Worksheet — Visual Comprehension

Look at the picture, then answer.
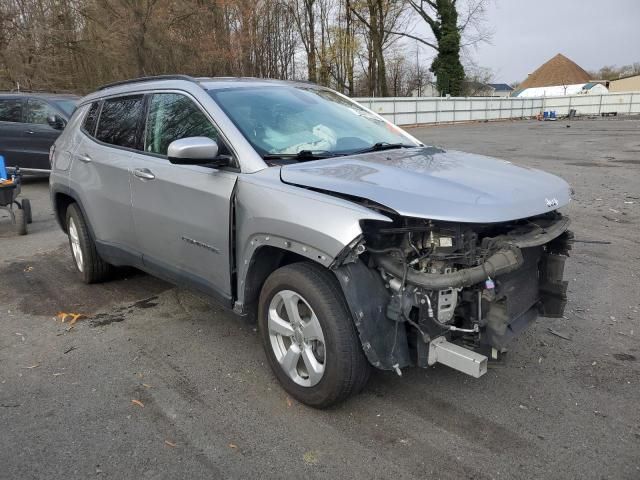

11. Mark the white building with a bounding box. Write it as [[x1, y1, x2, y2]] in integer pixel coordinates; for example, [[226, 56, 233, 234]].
[[410, 82, 439, 97], [515, 82, 608, 98]]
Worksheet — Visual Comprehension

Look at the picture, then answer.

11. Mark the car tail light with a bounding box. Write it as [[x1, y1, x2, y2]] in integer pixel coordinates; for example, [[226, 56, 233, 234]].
[[49, 144, 55, 167]]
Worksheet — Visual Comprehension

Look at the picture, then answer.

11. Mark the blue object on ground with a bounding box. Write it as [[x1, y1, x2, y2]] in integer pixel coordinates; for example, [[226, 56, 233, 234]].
[[0, 155, 7, 180]]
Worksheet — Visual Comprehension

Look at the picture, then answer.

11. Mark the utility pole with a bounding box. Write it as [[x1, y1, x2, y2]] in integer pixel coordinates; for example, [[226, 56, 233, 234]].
[[415, 40, 421, 96]]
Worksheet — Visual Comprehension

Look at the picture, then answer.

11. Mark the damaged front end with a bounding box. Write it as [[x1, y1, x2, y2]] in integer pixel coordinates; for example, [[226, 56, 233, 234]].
[[335, 212, 572, 377]]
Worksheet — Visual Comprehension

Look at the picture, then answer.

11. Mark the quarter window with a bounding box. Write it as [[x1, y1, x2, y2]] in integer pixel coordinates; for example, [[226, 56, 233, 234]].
[[83, 102, 100, 136], [26, 99, 57, 125], [145, 93, 219, 156], [0, 99, 22, 122], [96, 95, 143, 149]]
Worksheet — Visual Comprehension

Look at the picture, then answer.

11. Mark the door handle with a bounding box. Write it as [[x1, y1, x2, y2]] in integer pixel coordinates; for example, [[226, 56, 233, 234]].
[[25, 130, 35, 135], [133, 168, 155, 180], [76, 153, 92, 163]]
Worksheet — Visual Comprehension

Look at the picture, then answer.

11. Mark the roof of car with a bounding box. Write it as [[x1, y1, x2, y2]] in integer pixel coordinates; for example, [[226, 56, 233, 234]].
[[0, 91, 79, 100], [95, 75, 319, 93], [199, 77, 318, 90], [79, 75, 325, 106]]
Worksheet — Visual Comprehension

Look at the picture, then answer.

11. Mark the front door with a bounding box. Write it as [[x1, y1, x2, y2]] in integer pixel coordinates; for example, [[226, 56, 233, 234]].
[[22, 98, 63, 170], [129, 92, 237, 300]]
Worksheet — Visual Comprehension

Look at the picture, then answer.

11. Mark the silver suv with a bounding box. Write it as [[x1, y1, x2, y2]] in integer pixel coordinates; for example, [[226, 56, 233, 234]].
[[50, 75, 573, 407]]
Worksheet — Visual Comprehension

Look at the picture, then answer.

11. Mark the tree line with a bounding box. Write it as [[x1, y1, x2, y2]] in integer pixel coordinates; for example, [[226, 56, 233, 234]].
[[588, 63, 640, 81], [0, 0, 489, 96]]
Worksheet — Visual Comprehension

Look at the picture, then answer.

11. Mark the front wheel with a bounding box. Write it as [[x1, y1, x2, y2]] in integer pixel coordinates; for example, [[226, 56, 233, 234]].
[[258, 262, 370, 408]]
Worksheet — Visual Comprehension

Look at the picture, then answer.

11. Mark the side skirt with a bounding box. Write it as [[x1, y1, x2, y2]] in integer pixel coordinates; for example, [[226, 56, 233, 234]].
[[95, 240, 234, 311]]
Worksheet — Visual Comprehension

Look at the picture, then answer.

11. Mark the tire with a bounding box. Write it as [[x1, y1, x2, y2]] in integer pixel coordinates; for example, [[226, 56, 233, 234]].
[[21, 198, 32, 224], [65, 203, 111, 284], [13, 207, 27, 235], [258, 262, 370, 408]]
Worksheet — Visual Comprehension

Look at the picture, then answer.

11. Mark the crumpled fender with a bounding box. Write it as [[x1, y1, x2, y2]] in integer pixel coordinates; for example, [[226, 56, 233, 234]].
[[234, 168, 391, 309], [334, 260, 411, 370]]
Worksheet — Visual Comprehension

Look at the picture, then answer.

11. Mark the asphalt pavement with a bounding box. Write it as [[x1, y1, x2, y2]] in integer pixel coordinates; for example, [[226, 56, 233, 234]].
[[1, 118, 638, 479]]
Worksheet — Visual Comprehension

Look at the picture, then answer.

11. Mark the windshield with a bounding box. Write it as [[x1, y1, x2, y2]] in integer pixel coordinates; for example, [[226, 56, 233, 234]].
[[208, 86, 416, 157], [53, 100, 77, 116]]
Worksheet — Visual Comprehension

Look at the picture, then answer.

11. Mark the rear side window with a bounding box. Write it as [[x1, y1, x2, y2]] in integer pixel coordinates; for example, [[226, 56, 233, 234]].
[[96, 95, 143, 149], [83, 102, 100, 136], [0, 99, 22, 122], [145, 93, 219, 155], [25, 99, 57, 125]]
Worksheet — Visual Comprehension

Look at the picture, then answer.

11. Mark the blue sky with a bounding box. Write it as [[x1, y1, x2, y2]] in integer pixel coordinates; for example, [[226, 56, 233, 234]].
[[409, 0, 640, 83]]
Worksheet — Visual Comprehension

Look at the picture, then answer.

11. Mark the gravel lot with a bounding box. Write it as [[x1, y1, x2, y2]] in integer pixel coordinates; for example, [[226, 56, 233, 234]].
[[1, 118, 638, 479]]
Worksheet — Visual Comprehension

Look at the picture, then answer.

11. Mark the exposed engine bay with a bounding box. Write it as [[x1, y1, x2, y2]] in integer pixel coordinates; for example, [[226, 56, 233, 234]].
[[335, 211, 572, 377]]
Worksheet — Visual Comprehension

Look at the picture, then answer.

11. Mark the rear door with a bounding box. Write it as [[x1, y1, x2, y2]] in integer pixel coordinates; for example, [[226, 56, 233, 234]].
[[0, 97, 25, 168], [22, 97, 64, 170], [129, 91, 238, 300], [70, 96, 143, 259]]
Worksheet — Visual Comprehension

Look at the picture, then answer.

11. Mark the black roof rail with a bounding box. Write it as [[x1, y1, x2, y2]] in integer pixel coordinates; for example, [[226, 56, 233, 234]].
[[97, 74, 199, 91]]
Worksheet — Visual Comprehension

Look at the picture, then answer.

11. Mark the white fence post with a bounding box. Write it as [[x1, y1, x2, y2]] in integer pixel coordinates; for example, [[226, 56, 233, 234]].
[[598, 94, 603, 115], [392, 98, 396, 125]]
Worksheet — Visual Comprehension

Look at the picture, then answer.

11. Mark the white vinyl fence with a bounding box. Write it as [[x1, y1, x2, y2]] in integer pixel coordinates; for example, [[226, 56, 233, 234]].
[[354, 92, 640, 126]]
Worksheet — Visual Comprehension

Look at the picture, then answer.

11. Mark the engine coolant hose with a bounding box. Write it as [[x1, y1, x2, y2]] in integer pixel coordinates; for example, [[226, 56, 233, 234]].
[[373, 247, 524, 290]]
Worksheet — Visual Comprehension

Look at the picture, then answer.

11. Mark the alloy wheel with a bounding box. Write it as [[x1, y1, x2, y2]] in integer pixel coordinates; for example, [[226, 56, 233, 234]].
[[268, 290, 326, 387], [68, 217, 84, 272]]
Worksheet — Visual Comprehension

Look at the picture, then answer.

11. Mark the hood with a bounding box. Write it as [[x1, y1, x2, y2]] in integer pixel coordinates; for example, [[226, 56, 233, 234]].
[[280, 147, 572, 223]]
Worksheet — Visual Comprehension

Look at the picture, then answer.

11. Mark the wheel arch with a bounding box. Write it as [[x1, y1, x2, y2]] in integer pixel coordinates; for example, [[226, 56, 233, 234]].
[[53, 191, 75, 233], [51, 187, 96, 241], [238, 244, 321, 319]]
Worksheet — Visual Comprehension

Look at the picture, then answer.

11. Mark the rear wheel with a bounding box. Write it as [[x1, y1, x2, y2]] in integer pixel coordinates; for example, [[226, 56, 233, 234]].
[[21, 198, 32, 224], [258, 262, 370, 408], [65, 203, 111, 283]]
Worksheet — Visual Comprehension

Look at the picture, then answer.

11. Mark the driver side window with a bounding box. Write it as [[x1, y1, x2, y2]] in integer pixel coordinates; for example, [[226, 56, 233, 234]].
[[145, 93, 220, 156], [26, 99, 57, 125]]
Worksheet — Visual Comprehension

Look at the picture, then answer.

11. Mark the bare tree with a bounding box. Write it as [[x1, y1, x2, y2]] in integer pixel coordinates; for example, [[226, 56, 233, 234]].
[[313, 0, 358, 93], [588, 62, 640, 81], [0, 0, 490, 98], [289, 0, 318, 82], [349, 0, 406, 96]]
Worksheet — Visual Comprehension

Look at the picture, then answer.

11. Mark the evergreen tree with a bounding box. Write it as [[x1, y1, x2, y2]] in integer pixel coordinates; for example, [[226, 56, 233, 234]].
[[429, 0, 465, 96]]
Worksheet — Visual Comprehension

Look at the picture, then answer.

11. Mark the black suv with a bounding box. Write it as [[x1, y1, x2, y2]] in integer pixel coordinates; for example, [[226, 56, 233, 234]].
[[0, 92, 78, 171]]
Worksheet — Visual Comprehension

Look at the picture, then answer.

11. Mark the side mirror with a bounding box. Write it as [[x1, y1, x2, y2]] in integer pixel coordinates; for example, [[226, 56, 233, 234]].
[[47, 114, 66, 130], [167, 137, 229, 167]]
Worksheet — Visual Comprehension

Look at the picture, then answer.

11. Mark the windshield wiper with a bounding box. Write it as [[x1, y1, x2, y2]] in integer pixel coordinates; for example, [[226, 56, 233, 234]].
[[263, 150, 340, 161], [348, 142, 412, 155], [263, 143, 413, 162]]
